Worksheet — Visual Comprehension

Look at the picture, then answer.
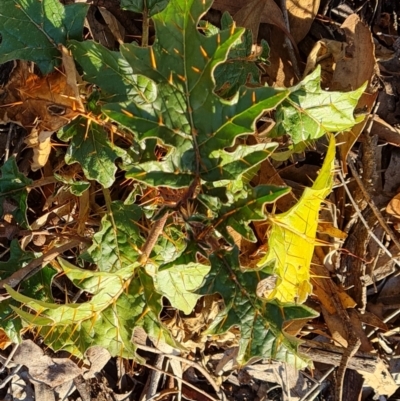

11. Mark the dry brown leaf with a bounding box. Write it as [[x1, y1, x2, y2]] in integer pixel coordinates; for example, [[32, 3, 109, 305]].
[[212, 0, 300, 85], [361, 360, 398, 397], [98, 7, 125, 44], [212, 0, 297, 47], [25, 129, 53, 171], [287, 0, 320, 43], [372, 114, 400, 147], [1, 63, 83, 132], [0, 329, 12, 350], [317, 221, 347, 240], [232, 0, 264, 43], [329, 14, 378, 173], [331, 14, 376, 91], [303, 39, 346, 82], [0, 53, 84, 170], [386, 193, 400, 217], [13, 340, 82, 388]]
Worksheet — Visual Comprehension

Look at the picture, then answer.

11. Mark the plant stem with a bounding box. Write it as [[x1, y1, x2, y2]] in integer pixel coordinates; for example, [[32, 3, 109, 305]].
[[142, 8, 149, 47]]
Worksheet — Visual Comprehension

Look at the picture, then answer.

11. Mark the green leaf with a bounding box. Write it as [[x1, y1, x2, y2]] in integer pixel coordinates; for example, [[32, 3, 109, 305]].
[[54, 173, 90, 196], [85, 201, 144, 272], [58, 117, 126, 188], [0, 157, 32, 227], [7, 259, 175, 359], [0, 241, 55, 343], [202, 12, 270, 98], [198, 247, 317, 367], [271, 66, 366, 144], [120, 0, 169, 16], [101, 0, 288, 188], [215, 185, 291, 243], [0, 0, 88, 74], [69, 41, 157, 104], [154, 263, 210, 314]]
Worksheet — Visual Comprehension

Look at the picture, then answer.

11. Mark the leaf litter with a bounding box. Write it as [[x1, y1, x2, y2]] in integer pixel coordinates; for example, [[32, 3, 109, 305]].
[[0, 0, 399, 400]]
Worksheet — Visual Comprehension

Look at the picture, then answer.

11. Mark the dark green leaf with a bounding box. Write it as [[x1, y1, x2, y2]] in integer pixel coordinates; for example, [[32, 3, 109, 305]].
[[58, 117, 126, 188], [198, 247, 317, 366], [0, 157, 32, 227], [120, 0, 169, 16], [0, 0, 88, 73]]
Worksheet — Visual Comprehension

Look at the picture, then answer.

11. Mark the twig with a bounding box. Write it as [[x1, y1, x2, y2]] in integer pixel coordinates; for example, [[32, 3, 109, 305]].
[[0, 344, 19, 374], [299, 366, 335, 401], [141, 361, 221, 401], [337, 172, 400, 269], [139, 212, 169, 265], [0, 239, 82, 290], [347, 156, 400, 254], [145, 355, 164, 400], [135, 343, 224, 400], [4, 123, 13, 162], [279, 0, 301, 78]]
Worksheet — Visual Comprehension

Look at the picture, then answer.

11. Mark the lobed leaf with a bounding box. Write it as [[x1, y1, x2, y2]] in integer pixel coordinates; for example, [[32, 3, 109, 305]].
[[58, 117, 126, 188], [198, 247, 317, 367], [7, 259, 175, 359], [0, 241, 55, 343], [84, 201, 144, 272], [272, 66, 366, 144], [81, 0, 290, 188], [0, 0, 88, 73]]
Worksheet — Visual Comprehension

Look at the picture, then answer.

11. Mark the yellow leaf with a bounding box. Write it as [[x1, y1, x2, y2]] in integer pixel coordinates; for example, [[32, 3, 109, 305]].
[[258, 134, 336, 303]]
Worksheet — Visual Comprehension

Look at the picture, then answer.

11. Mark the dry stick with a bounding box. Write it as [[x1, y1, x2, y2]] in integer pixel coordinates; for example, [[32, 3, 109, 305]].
[[0, 239, 81, 289], [279, 0, 301, 78], [145, 354, 165, 401], [139, 212, 169, 265], [141, 362, 221, 401], [347, 156, 400, 254], [4, 123, 13, 162], [135, 343, 224, 401], [337, 172, 400, 269], [299, 366, 335, 401]]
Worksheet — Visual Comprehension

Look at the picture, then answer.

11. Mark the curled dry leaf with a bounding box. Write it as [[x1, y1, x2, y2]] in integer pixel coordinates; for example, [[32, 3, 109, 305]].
[[328, 14, 378, 172]]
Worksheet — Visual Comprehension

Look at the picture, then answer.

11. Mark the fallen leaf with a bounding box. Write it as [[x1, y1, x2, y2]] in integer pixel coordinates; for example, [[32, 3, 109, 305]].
[[303, 39, 346, 82], [386, 193, 400, 217], [212, 0, 297, 47], [13, 340, 82, 388], [0, 329, 12, 349], [287, 0, 320, 43], [98, 7, 125, 44], [330, 14, 378, 173]]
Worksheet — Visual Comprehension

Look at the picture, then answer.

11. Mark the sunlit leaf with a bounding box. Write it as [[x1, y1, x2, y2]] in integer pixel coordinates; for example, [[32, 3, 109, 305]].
[[258, 134, 336, 303], [271, 66, 366, 144]]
